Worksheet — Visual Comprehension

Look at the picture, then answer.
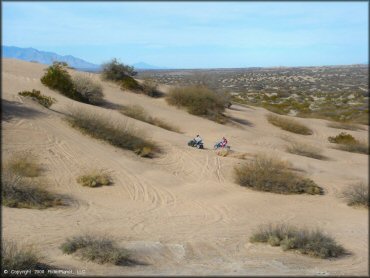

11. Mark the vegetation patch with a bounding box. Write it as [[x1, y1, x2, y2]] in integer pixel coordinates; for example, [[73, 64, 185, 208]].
[[66, 109, 159, 157], [41, 62, 85, 102], [120, 76, 142, 91], [2, 240, 53, 273], [328, 132, 368, 154], [72, 75, 104, 105], [250, 223, 346, 259], [77, 169, 112, 187], [342, 182, 368, 207], [234, 154, 323, 194], [166, 85, 228, 123], [120, 105, 180, 132], [2, 168, 63, 209], [267, 114, 313, 135], [286, 142, 327, 160], [101, 58, 137, 81], [60, 234, 131, 265], [141, 79, 164, 98], [5, 151, 42, 177], [18, 89, 56, 108]]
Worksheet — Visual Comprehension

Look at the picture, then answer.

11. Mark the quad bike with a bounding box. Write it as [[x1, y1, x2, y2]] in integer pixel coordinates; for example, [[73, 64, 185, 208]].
[[188, 139, 204, 149], [214, 141, 231, 150]]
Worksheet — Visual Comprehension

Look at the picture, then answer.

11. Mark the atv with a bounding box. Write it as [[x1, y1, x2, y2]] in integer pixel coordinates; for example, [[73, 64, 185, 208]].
[[188, 139, 204, 149]]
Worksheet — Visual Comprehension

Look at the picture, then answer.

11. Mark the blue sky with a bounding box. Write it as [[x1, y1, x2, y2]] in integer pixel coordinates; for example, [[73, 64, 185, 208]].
[[2, 1, 368, 69]]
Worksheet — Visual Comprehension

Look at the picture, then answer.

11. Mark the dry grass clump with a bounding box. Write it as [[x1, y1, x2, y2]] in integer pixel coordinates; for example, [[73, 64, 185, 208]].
[[2, 169, 63, 209], [328, 132, 368, 154], [77, 169, 112, 187], [18, 89, 56, 108], [120, 105, 180, 132], [141, 79, 163, 98], [72, 75, 104, 105], [267, 114, 313, 135], [66, 109, 159, 157], [60, 234, 131, 265], [5, 151, 42, 177], [327, 122, 364, 131], [120, 76, 142, 91], [342, 182, 369, 207], [166, 86, 228, 123], [234, 154, 323, 195], [2, 240, 48, 272], [250, 223, 346, 259], [286, 142, 327, 160]]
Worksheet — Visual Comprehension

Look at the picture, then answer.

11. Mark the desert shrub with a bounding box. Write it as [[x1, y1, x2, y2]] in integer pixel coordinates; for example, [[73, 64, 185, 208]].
[[18, 89, 56, 108], [250, 223, 346, 259], [120, 76, 142, 91], [77, 169, 112, 187], [101, 58, 137, 81], [286, 142, 327, 160], [166, 86, 227, 122], [267, 114, 313, 135], [141, 79, 163, 97], [342, 182, 369, 207], [41, 62, 84, 101], [60, 234, 131, 265], [2, 240, 43, 271], [5, 151, 42, 177], [120, 105, 180, 132], [72, 75, 104, 105], [66, 109, 159, 157], [234, 154, 323, 195], [2, 168, 63, 209], [327, 122, 364, 131], [328, 132, 368, 154], [328, 132, 357, 144]]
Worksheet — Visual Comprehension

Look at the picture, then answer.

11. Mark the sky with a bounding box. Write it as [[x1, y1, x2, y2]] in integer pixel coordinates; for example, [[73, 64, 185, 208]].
[[2, 1, 369, 69]]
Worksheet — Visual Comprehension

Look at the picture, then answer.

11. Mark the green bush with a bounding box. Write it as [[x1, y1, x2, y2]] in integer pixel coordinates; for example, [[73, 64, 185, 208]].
[[77, 169, 112, 187], [41, 62, 84, 101], [267, 114, 313, 135], [101, 58, 137, 81], [342, 182, 369, 207], [66, 109, 159, 157], [250, 223, 346, 259], [120, 105, 181, 132], [60, 234, 131, 265], [328, 132, 357, 144], [72, 75, 104, 105], [2, 168, 63, 209], [166, 86, 227, 122], [234, 154, 323, 195], [120, 76, 142, 91], [18, 90, 56, 108], [141, 79, 163, 98]]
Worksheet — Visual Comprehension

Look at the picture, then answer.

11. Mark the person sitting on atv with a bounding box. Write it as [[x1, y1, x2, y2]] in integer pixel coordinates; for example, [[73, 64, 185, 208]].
[[220, 137, 228, 147], [194, 135, 203, 145]]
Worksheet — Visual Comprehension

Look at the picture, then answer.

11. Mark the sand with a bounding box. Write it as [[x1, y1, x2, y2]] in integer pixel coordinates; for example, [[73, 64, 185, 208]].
[[2, 58, 368, 276]]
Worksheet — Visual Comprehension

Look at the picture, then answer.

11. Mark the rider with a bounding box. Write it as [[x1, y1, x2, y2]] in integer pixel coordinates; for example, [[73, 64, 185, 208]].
[[194, 134, 203, 145], [220, 137, 228, 147]]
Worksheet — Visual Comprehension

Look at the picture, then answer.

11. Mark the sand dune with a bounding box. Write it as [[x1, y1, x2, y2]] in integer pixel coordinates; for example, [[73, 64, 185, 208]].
[[2, 59, 368, 276]]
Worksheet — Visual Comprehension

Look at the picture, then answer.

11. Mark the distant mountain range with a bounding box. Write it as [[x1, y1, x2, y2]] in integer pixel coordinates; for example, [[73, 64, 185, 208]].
[[2, 46, 165, 71]]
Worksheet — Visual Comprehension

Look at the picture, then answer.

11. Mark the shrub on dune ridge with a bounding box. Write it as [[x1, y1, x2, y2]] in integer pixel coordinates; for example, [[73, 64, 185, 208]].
[[267, 114, 313, 135], [101, 58, 137, 81], [234, 154, 323, 195], [250, 223, 346, 259], [66, 108, 159, 157], [60, 234, 131, 265], [328, 132, 368, 154], [286, 142, 327, 160], [120, 105, 180, 132], [166, 85, 228, 123], [327, 121, 364, 131], [72, 75, 104, 105], [120, 76, 142, 91]]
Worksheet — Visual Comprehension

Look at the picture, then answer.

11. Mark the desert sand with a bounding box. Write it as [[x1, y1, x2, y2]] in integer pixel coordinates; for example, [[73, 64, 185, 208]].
[[2, 58, 368, 276]]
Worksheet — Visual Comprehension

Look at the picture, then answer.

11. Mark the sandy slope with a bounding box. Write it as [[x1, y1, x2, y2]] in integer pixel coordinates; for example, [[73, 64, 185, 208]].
[[2, 59, 368, 276]]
